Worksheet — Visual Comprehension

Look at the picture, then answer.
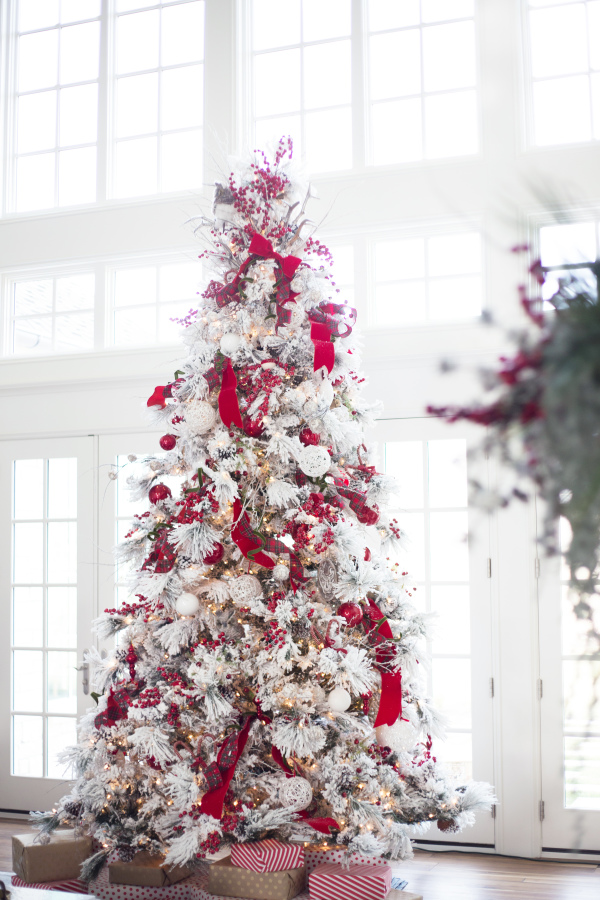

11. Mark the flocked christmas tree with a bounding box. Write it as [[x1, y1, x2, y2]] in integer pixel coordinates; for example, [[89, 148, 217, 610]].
[[38, 140, 493, 876]]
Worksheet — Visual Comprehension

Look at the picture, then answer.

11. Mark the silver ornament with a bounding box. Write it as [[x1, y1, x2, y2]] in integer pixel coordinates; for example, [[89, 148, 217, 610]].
[[318, 558, 338, 600], [280, 776, 313, 811]]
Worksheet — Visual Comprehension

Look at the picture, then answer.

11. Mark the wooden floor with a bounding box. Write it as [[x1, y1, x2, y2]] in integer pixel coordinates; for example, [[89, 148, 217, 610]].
[[1, 819, 599, 899]]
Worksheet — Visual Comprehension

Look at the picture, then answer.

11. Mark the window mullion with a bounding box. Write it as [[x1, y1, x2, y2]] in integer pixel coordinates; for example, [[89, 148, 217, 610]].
[[351, 0, 366, 171], [97, 0, 111, 201]]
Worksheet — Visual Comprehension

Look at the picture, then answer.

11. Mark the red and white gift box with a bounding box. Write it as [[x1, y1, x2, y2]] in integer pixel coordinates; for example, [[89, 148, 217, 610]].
[[11, 876, 88, 894], [230, 839, 304, 873], [308, 861, 392, 900]]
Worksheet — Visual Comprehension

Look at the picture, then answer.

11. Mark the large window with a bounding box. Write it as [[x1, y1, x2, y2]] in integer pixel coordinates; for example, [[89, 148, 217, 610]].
[[8, 0, 205, 213]]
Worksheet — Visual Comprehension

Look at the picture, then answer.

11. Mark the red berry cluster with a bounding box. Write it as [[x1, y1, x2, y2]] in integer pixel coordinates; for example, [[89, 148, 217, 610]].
[[313, 527, 335, 555], [267, 590, 286, 613], [303, 236, 334, 265], [389, 518, 402, 539], [167, 702, 180, 727], [133, 686, 161, 709], [146, 755, 162, 771], [264, 621, 287, 650]]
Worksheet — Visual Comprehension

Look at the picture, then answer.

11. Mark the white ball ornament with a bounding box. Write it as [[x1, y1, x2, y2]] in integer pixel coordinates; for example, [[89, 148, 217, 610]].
[[220, 333, 241, 356], [175, 592, 200, 616], [376, 719, 419, 753], [280, 776, 313, 811], [186, 401, 216, 434], [272, 564, 289, 582], [327, 686, 352, 712], [298, 445, 331, 478], [229, 574, 263, 604]]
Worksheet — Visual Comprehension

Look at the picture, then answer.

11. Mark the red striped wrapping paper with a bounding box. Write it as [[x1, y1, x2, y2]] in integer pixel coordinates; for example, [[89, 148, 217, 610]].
[[230, 839, 304, 873], [11, 876, 88, 894], [308, 861, 392, 900]]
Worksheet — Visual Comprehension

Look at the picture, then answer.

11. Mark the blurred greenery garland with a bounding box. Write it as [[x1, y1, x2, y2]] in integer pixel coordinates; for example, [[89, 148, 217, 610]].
[[428, 249, 600, 613]]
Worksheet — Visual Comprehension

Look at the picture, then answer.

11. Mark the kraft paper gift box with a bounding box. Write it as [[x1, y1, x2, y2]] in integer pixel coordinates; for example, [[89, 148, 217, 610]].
[[308, 860, 392, 900], [108, 852, 192, 886], [230, 840, 304, 873], [207, 856, 306, 900], [12, 831, 93, 884]]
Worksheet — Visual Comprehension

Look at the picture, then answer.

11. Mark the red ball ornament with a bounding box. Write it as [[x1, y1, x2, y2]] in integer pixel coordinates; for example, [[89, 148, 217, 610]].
[[299, 427, 320, 447], [357, 503, 380, 526], [203, 542, 224, 565], [243, 416, 264, 437], [337, 602, 363, 626], [159, 434, 177, 451], [149, 483, 172, 504]]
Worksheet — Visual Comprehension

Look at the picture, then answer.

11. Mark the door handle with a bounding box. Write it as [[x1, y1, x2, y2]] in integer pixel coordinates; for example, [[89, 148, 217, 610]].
[[77, 662, 89, 695]]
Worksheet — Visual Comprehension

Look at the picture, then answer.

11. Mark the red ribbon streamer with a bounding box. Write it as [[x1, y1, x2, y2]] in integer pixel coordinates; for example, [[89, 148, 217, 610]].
[[270, 746, 340, 835], [218, 358, 243, 429], [199, 716, 254, 819], [310, 321, 336, 374], [307, 302, 357, 374], [363, 600, 402, 728], [231, 500, 306, 592]]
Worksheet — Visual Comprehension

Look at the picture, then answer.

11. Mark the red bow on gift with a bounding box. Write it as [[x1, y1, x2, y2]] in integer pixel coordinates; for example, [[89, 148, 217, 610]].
[[308, 302, 357, 373], [231, 499, 307, 592]]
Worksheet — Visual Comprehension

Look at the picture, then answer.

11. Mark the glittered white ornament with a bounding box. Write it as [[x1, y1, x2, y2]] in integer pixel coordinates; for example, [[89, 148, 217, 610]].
[[376, 719, 418, 752], [328, 686, 352, 712], [318, 379, 334, 407], [229, 574, 263, 604], [303, 400, 318, 416], [298, 445, 331, 478], [280, 776, 313, 810], [186, 401, 216, 434], [272, 564, 289, 582], [175, 592, 200, 616], [220, 333, 241, 356]]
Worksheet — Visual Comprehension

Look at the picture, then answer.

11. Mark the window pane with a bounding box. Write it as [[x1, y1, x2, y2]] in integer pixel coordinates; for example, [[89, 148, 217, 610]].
[[304, 40, 351, 109], [47, 650, 77, 713], [59, 21, 100, 84], [255, 115, 302, 158], [16, 153, 55, 212], [424, 90, 478, 157], [47, 717, 77, 778], [533, 75, 592, 146], [371, 98, 423, 164], [14, 523, 43, 583], [116, 10, 160, 75], [385, 441, 424, 508], [18, 91, 57, 153], [55, 275, 94, 312], [158, 262, 200, 302], [590, 2, 600, 70], [431, 585, 471, 655], [252, 0, 301, 50], [13, 317, 53, 354], [368, 0, 420, 31], [47, 521, 77, 583], [19, 0, 59, 32], [114, 266, 157, 306], [424, 22, 476, 92], [563, 660, 600, 734], [54, 312, 94, 351], [114, 306, 156, 346], [429, 511, 469, 581], [14, 458, 44, 520], [48, 457, 77, 517], [13, 715, 43, 777], [432, 657, 472, 728], [117, 73, 159, 138], [14, 280, 53, 317], [13, 650, 43, 712], [303, 0, 351, 42], [539, 222, 597, 266], [428, 232, 481, 276], [18, 30, 59, 92], [58, 146, 97, 206], [375, 281, 427, 326], [161, 65, 203, 131], [397, 511, 426, 580], [530, 5, 588, 79], [304, 106, 352, 172], [254, 49, 301, 117], [376, 239, 425, 281], [161, 1, 204, 67], [61, 0, 101, 23], [115, 136, 158, 197], [158, 302, 187, 343], [160, 129, 203, 192], [47, 587, 78, 648], [59, 83, 98, 146], [429, 275, 481, 321], [370, 31, 421, 100], [433, 731, 472, 780], [13, 587, 44, 648], [428, 439, 468, 507], [422, 0, 474, 22]]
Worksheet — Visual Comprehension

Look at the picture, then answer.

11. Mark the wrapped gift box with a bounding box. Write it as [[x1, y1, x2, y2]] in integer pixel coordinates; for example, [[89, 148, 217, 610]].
[[230, 840, 304, 873], [109, 853, 192, 886], [12, 831, 92, 884], [308, 861, 392, 900], [11, 875, 87, 894], [207, 857, 305, 900]]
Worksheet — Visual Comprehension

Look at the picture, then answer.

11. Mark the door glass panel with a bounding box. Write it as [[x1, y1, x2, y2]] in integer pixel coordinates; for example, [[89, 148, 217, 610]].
[[11, 456, 79, 777], [564, 736, 600, 810], [385, 438, 473, 781]]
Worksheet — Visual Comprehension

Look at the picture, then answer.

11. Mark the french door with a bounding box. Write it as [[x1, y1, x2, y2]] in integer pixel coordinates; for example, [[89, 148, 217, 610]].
[[372, 417, 495, 847], [538, 515, 600, 856], [0, 437, 95, 811]]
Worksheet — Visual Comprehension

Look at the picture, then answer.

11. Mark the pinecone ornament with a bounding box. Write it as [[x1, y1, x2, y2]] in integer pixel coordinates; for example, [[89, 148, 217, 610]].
[[117, 843, 137, 862], [63, 799, 82, 817]]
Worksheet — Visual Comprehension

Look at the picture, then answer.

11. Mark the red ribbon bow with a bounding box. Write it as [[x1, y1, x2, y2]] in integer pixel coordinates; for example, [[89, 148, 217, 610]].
[[231, 500, 306, 592], [308, 302, 357, 374]]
